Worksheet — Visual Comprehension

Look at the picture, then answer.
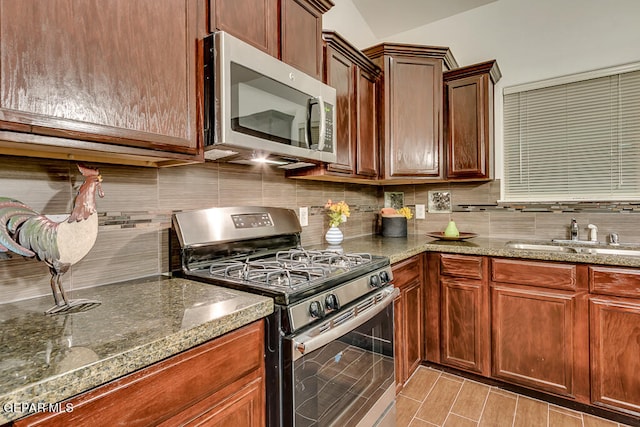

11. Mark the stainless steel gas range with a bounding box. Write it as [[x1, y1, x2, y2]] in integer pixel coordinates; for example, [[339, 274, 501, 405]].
[[173, 206, 397, 427]]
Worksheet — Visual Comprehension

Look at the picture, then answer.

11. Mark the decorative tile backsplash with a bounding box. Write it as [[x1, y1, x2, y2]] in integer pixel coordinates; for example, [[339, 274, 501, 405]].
[[1, 154, 638, 304]]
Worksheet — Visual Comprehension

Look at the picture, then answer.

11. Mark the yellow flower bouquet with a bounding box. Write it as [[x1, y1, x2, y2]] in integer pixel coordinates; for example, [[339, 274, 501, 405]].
[[380, 206, 413, 219], [325, 199, 350, 227]]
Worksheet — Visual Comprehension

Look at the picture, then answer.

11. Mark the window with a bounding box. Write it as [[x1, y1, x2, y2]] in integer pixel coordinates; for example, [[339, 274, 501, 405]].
[[503, 63, 640, 202]]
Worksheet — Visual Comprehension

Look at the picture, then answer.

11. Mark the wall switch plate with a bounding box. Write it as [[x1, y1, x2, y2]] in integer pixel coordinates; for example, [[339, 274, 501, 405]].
[[298, 207, 309, 227], [415, 204, 426, 219]]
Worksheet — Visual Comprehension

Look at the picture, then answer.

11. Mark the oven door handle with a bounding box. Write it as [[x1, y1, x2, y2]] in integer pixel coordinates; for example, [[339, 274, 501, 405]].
[[292, 286, 399, 359]]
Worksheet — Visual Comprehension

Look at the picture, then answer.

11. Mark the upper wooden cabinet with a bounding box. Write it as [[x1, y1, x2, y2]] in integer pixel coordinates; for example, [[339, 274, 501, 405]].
[[0, 0, 206, 167], [363, 43, 458, 183], [210, 0, 278, 56], [286, 31, 380, 182], [211, 0, 333, 80], [443, 60, 501, 181], [281, 0, 333, 80]]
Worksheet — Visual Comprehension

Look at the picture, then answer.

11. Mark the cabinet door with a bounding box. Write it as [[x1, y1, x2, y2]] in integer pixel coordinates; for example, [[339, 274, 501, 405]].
[[163, 376, 265, 426], [0, 0, 202, 155], [438, 254, 489, 375], [444, 74, 489, 179], [403, 280, 423, 378], [392, 255, 424, 389], [325, 46, 356, 175], [280, 0, 323, 79], [443, 60, 499, 181], [356, 68, 378, 177], [491, 285, 576, 397], [441, 277, 488, 375], [394, 293, 405, 393], [590, 297, 640, 415], [210, 0, 278, 57], [385, 56, 443, 178]]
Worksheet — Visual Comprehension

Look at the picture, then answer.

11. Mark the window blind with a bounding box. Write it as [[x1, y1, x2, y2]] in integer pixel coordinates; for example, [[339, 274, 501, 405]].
[[503, 66, 640, 202]]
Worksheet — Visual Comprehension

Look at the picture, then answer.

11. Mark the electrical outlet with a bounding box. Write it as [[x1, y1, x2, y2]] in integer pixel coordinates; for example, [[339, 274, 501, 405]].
[[298, 207, 309, 227], [415, 204, 426, 219]]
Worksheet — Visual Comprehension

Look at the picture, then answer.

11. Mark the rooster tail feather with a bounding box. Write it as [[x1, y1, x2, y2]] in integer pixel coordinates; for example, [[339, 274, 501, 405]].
[[18, 218, 60, 262], [7, 214, 33, 233], [0, 197, 52, 259]]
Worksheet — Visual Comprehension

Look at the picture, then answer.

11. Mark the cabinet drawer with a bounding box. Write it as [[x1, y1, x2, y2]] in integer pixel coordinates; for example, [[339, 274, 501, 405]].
[[440, 254, 484, 279], [589, 266, 640, 298], [491, 259, 576, 291], [392, 255, 422, 288]]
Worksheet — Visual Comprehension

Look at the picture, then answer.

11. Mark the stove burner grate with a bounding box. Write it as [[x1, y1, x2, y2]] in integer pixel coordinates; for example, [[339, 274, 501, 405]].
[[205, 249, 377, 290]]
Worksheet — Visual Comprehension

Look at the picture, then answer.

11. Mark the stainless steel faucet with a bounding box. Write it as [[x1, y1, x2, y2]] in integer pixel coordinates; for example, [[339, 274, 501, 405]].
[[609, 232, 620, 245], [570, 218, 579, 241]]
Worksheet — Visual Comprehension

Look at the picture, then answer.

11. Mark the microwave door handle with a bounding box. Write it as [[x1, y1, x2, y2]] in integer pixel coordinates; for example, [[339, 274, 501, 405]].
[[305, 97, 315, 149], [305, 96, 326, 151], [316, 96, 326, 151]]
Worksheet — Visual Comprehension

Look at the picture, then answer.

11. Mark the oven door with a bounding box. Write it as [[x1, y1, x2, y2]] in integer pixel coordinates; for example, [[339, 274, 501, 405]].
[[283, 286, 398, 427]]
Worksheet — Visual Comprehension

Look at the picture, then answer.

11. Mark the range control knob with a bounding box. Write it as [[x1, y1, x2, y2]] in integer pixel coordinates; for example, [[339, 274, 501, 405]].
[[379, 270, 391, 284], [370, 274, 382, 288], [309, 300, 325, 318], [325, 294, 340, 311]]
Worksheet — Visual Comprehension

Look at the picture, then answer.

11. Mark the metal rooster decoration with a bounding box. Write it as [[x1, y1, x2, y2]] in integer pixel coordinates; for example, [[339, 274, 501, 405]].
[[0, 164, 104, 315]]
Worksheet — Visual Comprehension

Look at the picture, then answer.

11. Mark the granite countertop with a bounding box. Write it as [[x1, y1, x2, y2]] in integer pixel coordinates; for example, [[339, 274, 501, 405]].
[[327, 234, 640, 268], [2, 235, 638, 423], [0, 276, 273, 424]]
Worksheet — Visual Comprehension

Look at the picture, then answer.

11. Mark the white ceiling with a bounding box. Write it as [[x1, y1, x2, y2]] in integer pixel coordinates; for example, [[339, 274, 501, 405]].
[[352, 0, 497, 38]]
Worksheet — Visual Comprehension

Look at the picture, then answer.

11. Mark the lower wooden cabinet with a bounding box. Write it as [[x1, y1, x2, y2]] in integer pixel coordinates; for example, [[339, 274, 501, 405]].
[[439, 254, 489, 376], [490, 259, 589, 402], [393, 254, 424, 392], [426, 252, 640, 421], [13, 321, 265, 427], [589, 266, 640, 415]]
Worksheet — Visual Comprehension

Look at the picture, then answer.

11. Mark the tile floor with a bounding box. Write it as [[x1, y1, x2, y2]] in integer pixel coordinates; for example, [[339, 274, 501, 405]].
[[397, 366, 636, 427]]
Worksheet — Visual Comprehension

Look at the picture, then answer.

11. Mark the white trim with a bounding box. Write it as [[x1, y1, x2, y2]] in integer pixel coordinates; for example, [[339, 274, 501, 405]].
[[503, 61, 640, 95]]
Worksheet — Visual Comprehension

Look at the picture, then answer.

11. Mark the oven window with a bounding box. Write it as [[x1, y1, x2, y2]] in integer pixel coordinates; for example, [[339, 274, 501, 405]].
[[292, 304, 394, 427]]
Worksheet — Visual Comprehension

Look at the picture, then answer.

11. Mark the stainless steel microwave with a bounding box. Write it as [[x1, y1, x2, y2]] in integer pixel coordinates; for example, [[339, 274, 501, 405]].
[[203, 31, 336, 168]]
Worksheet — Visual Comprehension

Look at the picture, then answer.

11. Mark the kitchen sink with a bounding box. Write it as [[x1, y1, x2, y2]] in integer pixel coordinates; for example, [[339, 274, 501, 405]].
[[505, 241, 640, 257], [572, 247, 640, 257], [504, 242, 578, 253]]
